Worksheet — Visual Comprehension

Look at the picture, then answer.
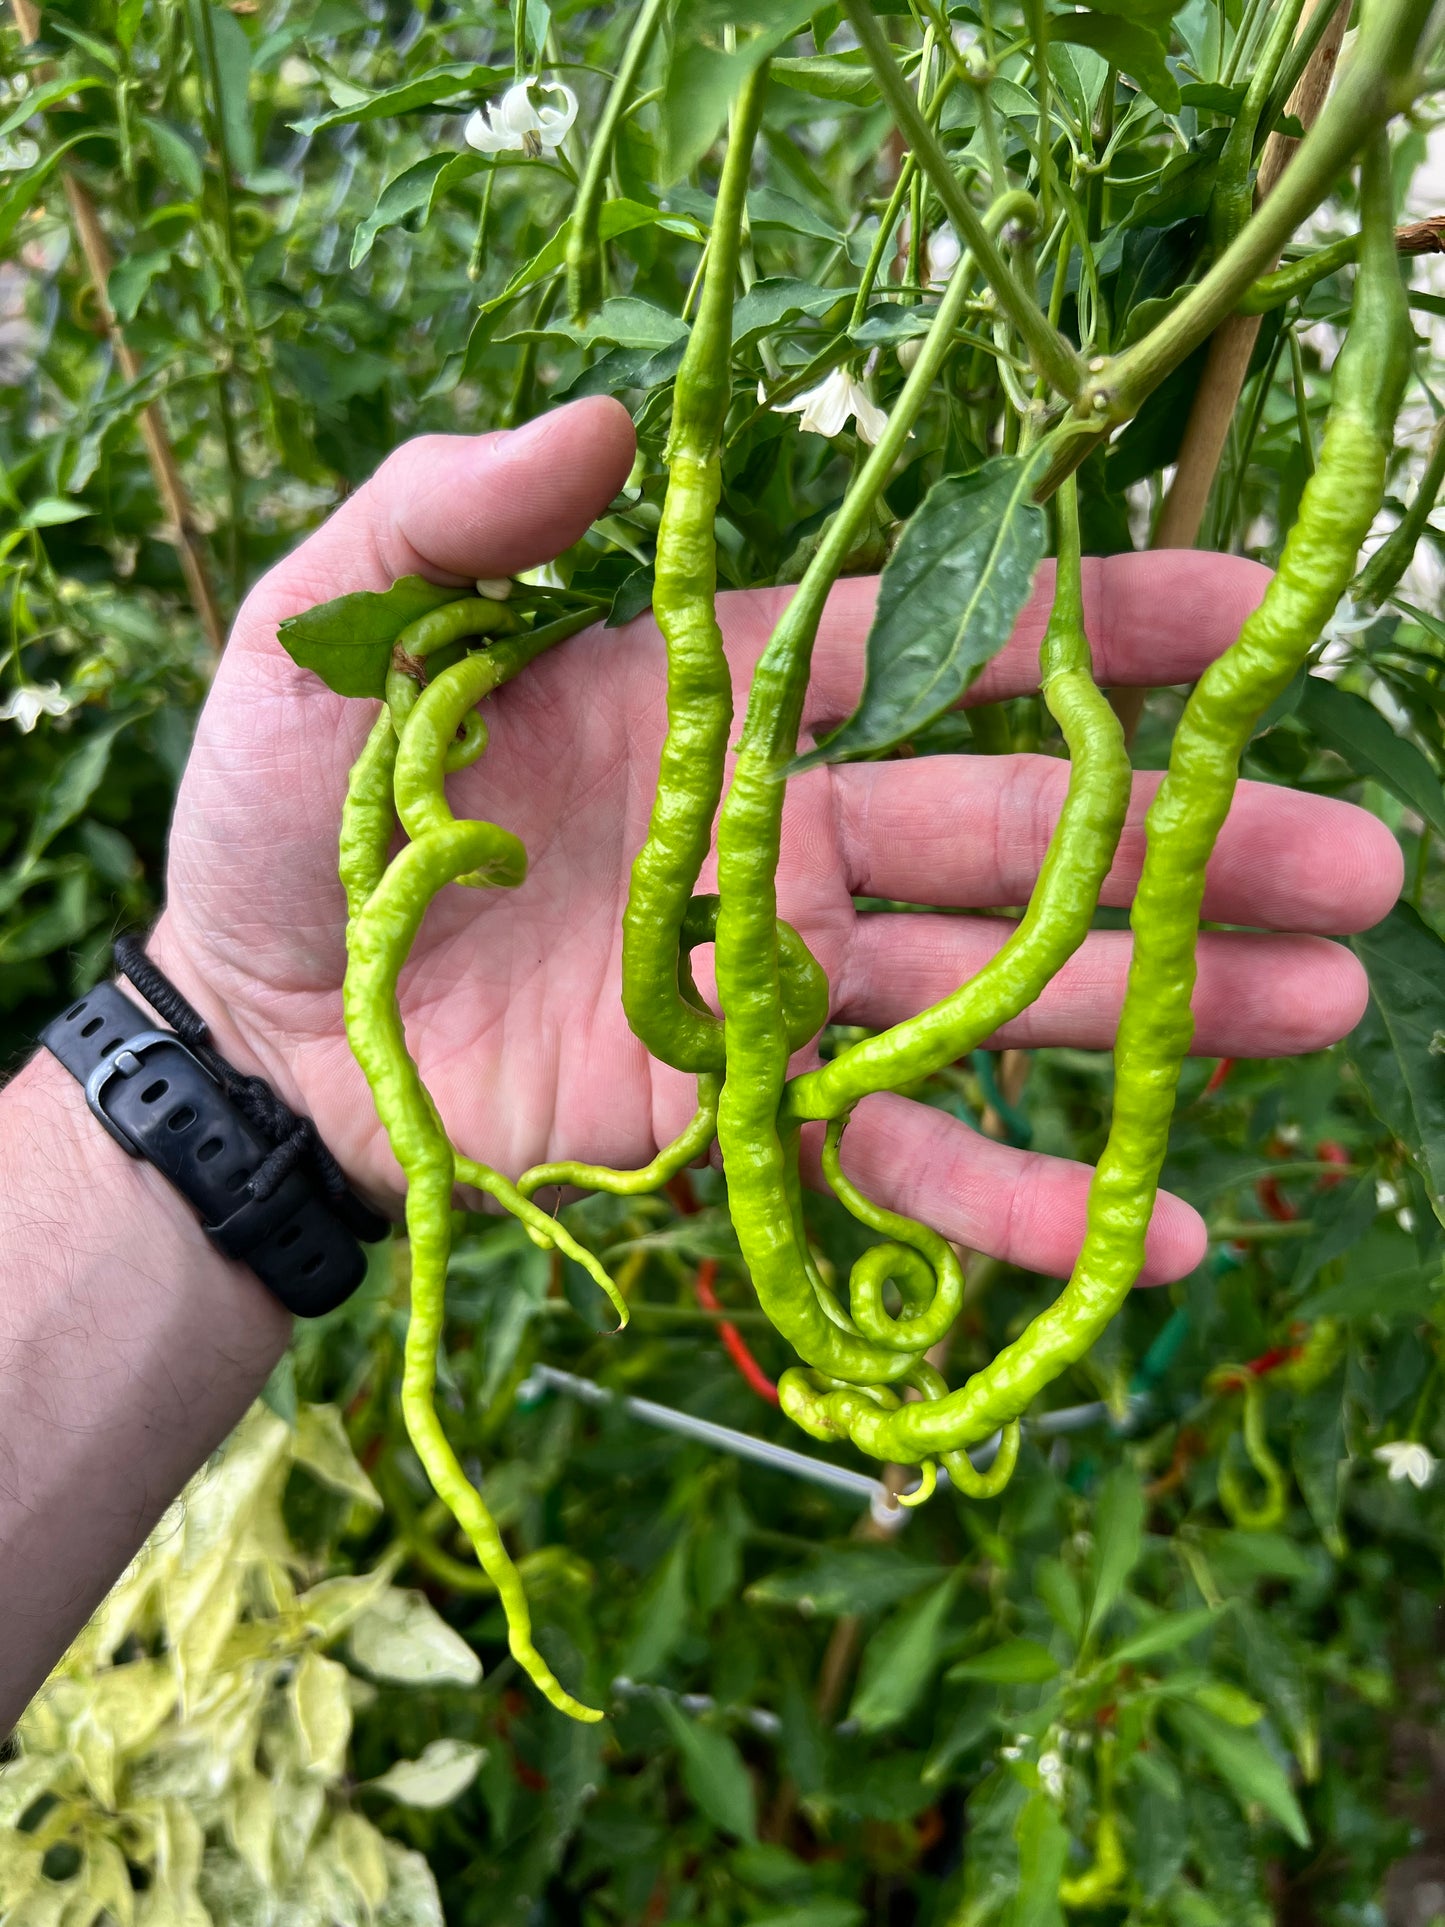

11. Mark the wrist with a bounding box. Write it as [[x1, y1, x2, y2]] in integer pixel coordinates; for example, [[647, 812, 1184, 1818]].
[[0, 1044, 289, 1728]]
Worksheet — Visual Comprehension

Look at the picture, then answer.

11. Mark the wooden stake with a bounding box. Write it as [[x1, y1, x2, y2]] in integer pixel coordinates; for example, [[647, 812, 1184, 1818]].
[[10, 0, 227, 652]]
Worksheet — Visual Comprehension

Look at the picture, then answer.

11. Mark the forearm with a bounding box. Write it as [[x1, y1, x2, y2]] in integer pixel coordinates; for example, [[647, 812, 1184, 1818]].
[[0, 1044, 289, 1734]]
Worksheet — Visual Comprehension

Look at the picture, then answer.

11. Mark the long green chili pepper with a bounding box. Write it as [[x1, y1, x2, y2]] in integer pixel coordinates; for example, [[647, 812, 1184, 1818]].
[[775, 133, 1408, 1467], [1209, 0, 1308, 253], [713, 190, 1042, 1396], [1212, 1371, 1289, 1531], [564, 0, 668, 322], [785, 475, 1128, 1126], [517, 1073, 722, 1202], [1356, 414, 1445, 607], [345, 819, 603, 1721], [386, 598, 522, 772], [620, 62, 779, 1076], [341, 708, 401, 923]]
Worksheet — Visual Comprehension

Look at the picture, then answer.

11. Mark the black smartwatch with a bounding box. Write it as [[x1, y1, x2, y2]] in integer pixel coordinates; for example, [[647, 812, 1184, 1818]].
[[39, 943, 387, 1317]]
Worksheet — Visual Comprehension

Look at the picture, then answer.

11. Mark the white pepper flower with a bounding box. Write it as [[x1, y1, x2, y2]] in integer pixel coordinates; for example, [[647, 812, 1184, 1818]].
[[771, 366, 889, 445], [464, 79, 578, 159], [0, 681, 70, 732], [1375, 1440, 1437, 1489]]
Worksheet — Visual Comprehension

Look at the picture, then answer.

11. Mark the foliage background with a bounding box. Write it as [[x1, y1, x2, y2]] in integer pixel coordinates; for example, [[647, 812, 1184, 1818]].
[[3, 2, 1445, 1923]]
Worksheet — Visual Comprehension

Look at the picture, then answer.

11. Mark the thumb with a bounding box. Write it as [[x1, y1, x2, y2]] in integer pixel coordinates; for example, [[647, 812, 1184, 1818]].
[[232, 395, 637, 649]]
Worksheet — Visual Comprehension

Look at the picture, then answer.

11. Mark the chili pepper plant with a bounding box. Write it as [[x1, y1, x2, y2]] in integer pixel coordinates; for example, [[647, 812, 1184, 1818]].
[[6, 1, 1445, 1921]]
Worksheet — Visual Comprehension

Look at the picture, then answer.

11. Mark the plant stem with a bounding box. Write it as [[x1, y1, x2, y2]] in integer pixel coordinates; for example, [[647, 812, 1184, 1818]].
[[841, 0, 1083, 399], [564, 0, 667, 320], [1357, 415, 1445, 605]]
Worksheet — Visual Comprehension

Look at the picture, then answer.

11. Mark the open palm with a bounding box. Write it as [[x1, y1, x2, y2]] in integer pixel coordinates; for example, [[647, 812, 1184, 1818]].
[[151, 395, 1401, 1290]]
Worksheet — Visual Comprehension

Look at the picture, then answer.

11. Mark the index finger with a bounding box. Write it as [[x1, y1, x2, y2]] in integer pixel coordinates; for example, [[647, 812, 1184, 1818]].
[[793, 550, 1272, 734]]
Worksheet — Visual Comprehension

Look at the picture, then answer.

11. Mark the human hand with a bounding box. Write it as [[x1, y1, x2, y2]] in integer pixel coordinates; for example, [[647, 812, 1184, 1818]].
[[151, 395, 1401, 1287]]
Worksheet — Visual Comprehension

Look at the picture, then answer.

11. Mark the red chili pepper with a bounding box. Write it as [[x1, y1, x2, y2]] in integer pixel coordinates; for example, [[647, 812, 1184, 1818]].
[[1315, 1139, 1350, 1187], [1203, 1057, 1235, 1096], [1255, 1174, 1298, 1222], [666, 1172, 779, 1403], [695, 1258, 780, 1405]]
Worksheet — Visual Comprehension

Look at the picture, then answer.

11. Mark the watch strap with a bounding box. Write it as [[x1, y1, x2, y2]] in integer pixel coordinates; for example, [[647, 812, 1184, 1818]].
[[40, 980, 373, 1317]]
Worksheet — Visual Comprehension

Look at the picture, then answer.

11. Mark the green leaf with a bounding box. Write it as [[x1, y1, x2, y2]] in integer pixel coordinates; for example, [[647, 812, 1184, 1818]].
[[659, 1, 818, 184], [0, 75, 107, 143], [208, 4, 257, 178], [276, 576, 464, 698], [772, 52, 876, 104], [733, 276, 847, 347], [26, 712, 140, 862], [746, 1549, 946, 1618], [478, 198, 702, 320], [1298, 677, 1445, 837], [1011, 1790, 1069, 1927], [292, 62, 507, 134], [1162, 1700, 1309, 1846], [849, 1573, 961, 1731], [748, 1905, 865, 1927], [1348, 904, 1445, 1226], [1108, 1605, 1220, 1666], [1295, 1222, 1443, 1320], [108, 249, 171, 326], [796, 456, 1045, 768], [1086, 1466, 1146, 1643], [1052, 15, 1180, 114], [21, 497, 90, 528], [141, 115, 204, 197], [0, 132, 103, 255], [946, 1637, 1059, 1685], [653, 1698, 757, 1840], [351, 152, 487, 267], [499, 295, 688, 353]]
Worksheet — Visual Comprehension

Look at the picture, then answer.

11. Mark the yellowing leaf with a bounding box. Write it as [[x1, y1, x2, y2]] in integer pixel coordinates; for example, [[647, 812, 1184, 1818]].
[[329, 1811, 391, 1908], [368, 1738, 486, 1809], [290, 1650, 354, 1778], [295, 1563, 400, 1646], [91, 1657, 177, 1758], [378, 1841, 446, 1927], [224, 1772, 275, 1886], [349, 1590, 482, 1687], [292, 1404, 383, 1511]]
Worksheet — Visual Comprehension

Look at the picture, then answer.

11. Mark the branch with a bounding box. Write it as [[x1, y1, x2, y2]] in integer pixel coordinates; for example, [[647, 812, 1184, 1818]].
[[840, 0, 1084, 400]]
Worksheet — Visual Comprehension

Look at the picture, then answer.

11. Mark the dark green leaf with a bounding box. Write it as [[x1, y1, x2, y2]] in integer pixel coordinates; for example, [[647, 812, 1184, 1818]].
[[351, 152, 487, 267], [1108, 1605, 1220, 1666], [771, 52, 876, 104], [849, 1573, 961, 1731], [946, 1637, 1059, 1685], [746, 1549, 945, 1618], [1348, 904, 1445, 1226], [653, 1698, 757, 1840], [659, 1, 818, 184], [1162, 1701, 1309, 1846], [1086, 1466, 1145, 1642], [141, 115, 204, 197], [1052, 15, 1180, 114], [795, 456, 1046, 768], [292, 63, 507, 135], [733, 277, 847, 347], [108, 250, 171, 326], [208, 5, 257, 179], [276, 576, 465, 698], [27, 713, 142, 862], [1300, 676, 1445, 833], [1295, 1222, 1443, 1319], [1011, 1791, 1068, 1927], [479, 200, 701, 319]]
